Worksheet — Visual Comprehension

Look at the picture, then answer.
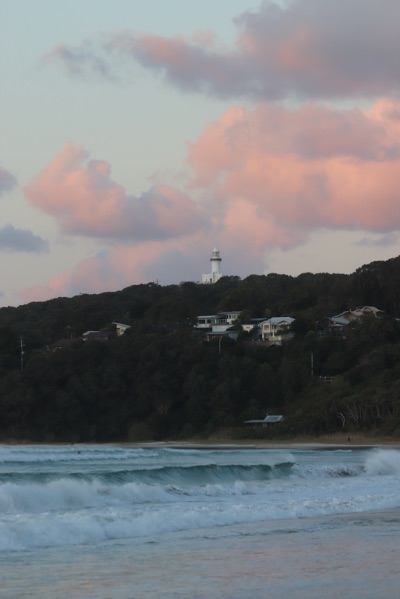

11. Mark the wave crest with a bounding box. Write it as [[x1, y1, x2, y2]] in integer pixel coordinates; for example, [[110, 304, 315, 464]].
[[364, 449, 400, 475]]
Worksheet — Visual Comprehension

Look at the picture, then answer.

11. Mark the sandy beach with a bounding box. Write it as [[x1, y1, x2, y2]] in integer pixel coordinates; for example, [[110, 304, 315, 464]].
[[134, 442, 399, 451], [125, 432, 400, 451], [2, 432, 400, 451]]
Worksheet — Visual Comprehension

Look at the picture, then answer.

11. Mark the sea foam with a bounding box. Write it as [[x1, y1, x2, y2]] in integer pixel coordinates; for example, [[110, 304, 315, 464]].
[[363, 448, 400, 475], [1, 445, 400, 553]]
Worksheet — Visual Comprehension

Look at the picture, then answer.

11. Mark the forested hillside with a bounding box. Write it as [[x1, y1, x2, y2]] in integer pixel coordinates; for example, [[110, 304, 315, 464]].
[[1, 255, 400, 442]]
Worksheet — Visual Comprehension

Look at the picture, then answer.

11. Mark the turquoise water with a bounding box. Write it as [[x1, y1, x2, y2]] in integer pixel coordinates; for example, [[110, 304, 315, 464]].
[[1, 444, 400, 598]]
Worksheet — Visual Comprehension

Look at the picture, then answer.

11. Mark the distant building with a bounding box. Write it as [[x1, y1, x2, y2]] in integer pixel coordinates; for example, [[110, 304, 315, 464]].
[[316, 306, 385, 337], [195, 311, 242, 332], [47, 338, 80, 352], [260, 317, 295, 344], [333, 306, 385, 321], [244, 415, 284, 427], [112, 322, 131, 337], [202, 248, 223, 284], [82, 330, 115, 342]]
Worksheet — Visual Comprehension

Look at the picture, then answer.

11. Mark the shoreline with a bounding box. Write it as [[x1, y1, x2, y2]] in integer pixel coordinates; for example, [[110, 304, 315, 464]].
[[124, 432, 400, 451], [2, 434, 400, 451], [125, 440, 400, 451]]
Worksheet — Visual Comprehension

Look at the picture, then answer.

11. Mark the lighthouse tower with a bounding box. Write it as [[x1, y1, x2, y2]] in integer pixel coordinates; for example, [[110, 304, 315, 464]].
[[202, 248, 223, 284]]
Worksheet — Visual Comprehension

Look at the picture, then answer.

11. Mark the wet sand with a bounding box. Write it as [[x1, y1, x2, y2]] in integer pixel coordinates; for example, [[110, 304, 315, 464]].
[[2, 434, 399, 451], [126, 438, 400, 451]]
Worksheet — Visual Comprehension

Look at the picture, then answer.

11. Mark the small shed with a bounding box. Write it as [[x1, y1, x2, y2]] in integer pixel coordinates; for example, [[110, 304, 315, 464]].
[[244, 415, 284, 427]]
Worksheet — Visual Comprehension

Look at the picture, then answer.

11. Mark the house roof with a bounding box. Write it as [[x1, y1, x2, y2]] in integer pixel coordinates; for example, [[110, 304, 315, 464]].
[[333, 306, 384, 321], [356, 306, 384, 313], [244, 415, 284, 424], [47, 338, 79, 350], [264, 415, 284, 423], [260, 317, 294, 326], [269, 317, 294, 325], [330, 316, 350, 326]]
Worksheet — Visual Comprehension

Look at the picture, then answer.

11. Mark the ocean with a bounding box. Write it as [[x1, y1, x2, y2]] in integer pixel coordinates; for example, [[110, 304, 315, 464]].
[[1, 443, 400, 598]]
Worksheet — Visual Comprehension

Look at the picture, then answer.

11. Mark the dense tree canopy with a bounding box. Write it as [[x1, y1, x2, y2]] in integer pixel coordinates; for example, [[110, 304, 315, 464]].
[[1, 256, 400, 442]]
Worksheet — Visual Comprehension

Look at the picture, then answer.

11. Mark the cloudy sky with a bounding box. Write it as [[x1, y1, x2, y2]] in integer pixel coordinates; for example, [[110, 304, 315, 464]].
[[1, 0, 400, 307]]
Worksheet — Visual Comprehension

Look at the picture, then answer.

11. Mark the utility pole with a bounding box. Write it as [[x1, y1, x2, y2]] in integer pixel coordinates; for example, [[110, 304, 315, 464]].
[[20, 337, 25, 372]]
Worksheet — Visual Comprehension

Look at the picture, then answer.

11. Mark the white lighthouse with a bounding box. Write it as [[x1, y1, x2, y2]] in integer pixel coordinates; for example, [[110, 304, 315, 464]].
[[202, 248, 223, 284]]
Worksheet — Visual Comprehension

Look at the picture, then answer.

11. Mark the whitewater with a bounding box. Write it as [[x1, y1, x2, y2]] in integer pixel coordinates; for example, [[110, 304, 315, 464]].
[[1, 444, 400, 598]]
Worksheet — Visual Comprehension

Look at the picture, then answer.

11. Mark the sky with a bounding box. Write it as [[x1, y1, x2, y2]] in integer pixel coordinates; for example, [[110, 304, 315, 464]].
[[1, 0, 400, 307]]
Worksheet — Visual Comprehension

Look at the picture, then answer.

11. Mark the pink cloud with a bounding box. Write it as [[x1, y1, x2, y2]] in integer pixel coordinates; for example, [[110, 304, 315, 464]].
[[189, 99, 400, 233], [48, 0, 400, 101], [24, 143, 206, 241], [21, 98, 400, 302], [20, 237, 219, 303], [22, 250, 145, 303]]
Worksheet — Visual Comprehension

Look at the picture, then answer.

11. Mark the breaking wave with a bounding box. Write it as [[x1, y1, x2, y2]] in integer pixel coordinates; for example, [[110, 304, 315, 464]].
[[1, 445, 400, 552]]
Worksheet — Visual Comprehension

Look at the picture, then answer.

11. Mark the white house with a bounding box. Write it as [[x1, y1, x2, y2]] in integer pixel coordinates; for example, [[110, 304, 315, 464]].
[[195, 315, 218, 329], [260, 317, 295, 344], [195, 311, 242, 332]]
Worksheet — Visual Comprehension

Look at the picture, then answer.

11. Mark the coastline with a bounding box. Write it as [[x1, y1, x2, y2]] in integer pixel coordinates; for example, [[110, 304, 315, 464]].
[[123, 433, 400, 451], [3, 443, 400, 599], [2, 432, 400, 451], [128, 441, 400, 451]]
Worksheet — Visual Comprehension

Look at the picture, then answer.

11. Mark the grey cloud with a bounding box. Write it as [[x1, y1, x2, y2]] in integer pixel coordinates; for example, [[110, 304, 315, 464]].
[[47, 0, 400, 101], [356, 233, 399, 248], [0, 167, 17, 197], [43, 42, 116, 81], [62, 186, 208, 241], [0, 225, 49, 253]]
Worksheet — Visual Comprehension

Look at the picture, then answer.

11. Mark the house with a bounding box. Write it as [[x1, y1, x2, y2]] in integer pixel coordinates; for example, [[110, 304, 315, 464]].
[[221, 311, 242, 325], [47, 338, 81, 352], [195, 311, 242, 333], [113, 322, 131, 337], [259, 317, 295, 344], [244, 415, 284, 427], [195, 315, 219, 330], [82, 330, 116, 342], [317, 306, 385, 336], [335, 306, 385, 320], [328, 316, 350, 335], [46, 322, 130, 352]]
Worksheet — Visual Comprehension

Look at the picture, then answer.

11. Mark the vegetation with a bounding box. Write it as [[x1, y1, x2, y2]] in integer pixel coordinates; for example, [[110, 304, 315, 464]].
[[1, 256, 400, 442]]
